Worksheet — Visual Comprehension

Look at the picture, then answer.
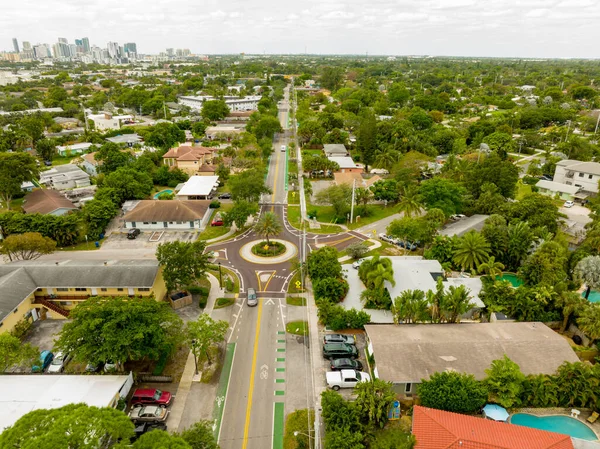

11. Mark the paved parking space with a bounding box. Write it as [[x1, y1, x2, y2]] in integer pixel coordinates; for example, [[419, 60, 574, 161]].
[[23, 320, 65, 351], [100, 231, 199, 250]]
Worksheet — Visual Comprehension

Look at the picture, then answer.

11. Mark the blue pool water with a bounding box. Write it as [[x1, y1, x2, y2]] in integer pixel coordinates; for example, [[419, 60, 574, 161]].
[[582, 290, 600, 303], [510, 414, 598, 440], [153, 189, 173, 199]]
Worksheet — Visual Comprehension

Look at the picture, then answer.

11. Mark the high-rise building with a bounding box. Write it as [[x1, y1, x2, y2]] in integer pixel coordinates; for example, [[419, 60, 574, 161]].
[[124, 42, 137, 54], [75, 39, 83, 53], [22, 41, 32, 51], [33, 44, 50, 59], [69, 44, 78, 57], [82, 37, 90, 53], [107, 42, 120, 59], [166, 48, 174, 57], [58, 37, 68, 44], [12, 38, 19, 53]]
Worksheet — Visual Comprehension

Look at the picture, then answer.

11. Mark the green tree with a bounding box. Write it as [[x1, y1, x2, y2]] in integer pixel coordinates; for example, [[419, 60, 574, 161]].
[[55, 297, 183, 367], [20, 114, 45, 149], [102, 167, 153, 204], [419, 178, 465, 217], [478, 256, 505, 279], [186, 314, 228, 367], [0, 232, 56, 261], [370, 179, 399, 203], [577, 304, 600, 341], [369, 429, 416, 449], [223, 201, 257, 229], [507, 193, 562, 234], [95, 142, 134, 174], [144, 122, 185, 150], [397, 185, 423, 218], [315, 184, 352, 220], [179, 421, 220, 449], [522, 374, 559, 408], [0, 404, 135, 449], [251, 115, 282, 139], [131, 430, 191, 449], [392, 290, 430, 323], [506, 222, 535, 270], [575, 255, 600, 299], [466, 154, 520, 199], [254, 212, 282, 244], [314, 277, 349, 302], [354, 378, 395, 429], [320, 67, 344, 91], [0, 152, 39, 209], [228, 169, 271, 202], [485, 355, 525, 408], [35, 138, 57, 162], [307, 247, 341, 281], [346, 242, 369, 260], [0, 333, 38, 372], [366, 261, 395, 290], [482, 132, 517, 159], [453, 231, 491, 272], [82, 198, 119, 240], [201, 100, 230, 121], [374, 148, 400, 171], [418, 371, 488, 413], [519, 241, 567, 287], [156, 240, 211, 292], [443, 285, 474, 323]]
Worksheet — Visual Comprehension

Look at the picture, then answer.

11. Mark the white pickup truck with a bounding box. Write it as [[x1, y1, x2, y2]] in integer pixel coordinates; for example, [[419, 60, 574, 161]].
[[326, 369, 371, 390]]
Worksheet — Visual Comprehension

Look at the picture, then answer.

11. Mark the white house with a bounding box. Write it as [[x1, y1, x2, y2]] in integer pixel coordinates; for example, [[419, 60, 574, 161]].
[[327, 156, 363, 173], [123, 200, 212, 230], [88, 112, 133, 131], [178, 95, 261, 112], [176, 176, 219, 200], [553, 159, 600, 194], [536, 179, 580, 201], [38, 164, 91, 190], [56, 142, 94, 157]]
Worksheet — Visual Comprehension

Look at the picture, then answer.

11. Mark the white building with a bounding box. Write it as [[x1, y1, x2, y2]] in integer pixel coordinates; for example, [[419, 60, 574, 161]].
[[56, 142, 94, 157], [553, 159, 600, 194], [39, 164, 91, 190], [123, 200, 212, 230], [0, 374, 133, 430], [176, 176, 219, 200], [88, 112, 133, 131], [178, 95, 262, 112]]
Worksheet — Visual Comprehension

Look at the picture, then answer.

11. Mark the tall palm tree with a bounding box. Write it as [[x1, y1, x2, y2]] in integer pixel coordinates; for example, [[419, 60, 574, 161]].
[[398, 185, 423, 218], [478, 256, 505, 279], [507, 222, 534, 270], [444, 285, 474, 323], [374, 147, 400, 172], [453, 231, 491, 272], [254, 212, 282, 244], [575, 256, 600, 299], [366, 263, 395, 290]]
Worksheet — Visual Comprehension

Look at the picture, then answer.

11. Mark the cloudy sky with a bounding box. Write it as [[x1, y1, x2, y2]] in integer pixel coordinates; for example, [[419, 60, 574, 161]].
[[2, 0, 599, 57]]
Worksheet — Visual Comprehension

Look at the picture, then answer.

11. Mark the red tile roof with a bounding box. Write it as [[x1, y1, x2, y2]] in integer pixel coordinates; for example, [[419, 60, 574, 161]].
[[412, 406, 574, 449], [162, 145, 215, 160]]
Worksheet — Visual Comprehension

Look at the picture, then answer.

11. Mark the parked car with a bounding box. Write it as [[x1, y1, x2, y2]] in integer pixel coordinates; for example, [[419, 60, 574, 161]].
[[281, 145, 286, 152], [541, 174, 553, 181], [129, 405, 169, 423], [103, 360, 117, 372], [85, 361, 101, 372], [378, 233, 389, 242], [330, 358, 363, 371], [44, 160, 52, 167], [211, 213, 224, 226], [247, 288, 257, 307], [564, 200, 575, 208], [322, 343, 358, 360], [47, 351, 71, 373], [218, 193, 232, 200], [127, 228, 141, 240], [352, 259, 365, 269], [32, 350, 54, 372], [131, 422, 167, 442], [326, 369, 371, 390], [131, 389, 173, 407], [450, 214, 466, 221], [323, 334, 356, 345], [404, 241, 418, 251]]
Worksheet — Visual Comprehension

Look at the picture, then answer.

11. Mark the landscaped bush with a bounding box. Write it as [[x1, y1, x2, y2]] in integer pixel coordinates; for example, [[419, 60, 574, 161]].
[[418, 371, 488, 413], [209, 200, 221, 209], [251, 241, 286, 257], [317, 300, 371, 330], [522, 175, 539, 185], [314, 277, 349, 302]]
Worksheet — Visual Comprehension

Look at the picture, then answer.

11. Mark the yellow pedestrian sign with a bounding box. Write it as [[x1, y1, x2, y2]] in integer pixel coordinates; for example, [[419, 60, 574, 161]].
[[372, 230, 376, 236], [295, 280, 302, 289], [292, 191, 296, 198]]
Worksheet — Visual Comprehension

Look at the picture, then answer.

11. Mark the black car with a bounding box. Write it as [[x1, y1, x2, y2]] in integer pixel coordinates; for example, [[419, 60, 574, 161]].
[[127, 228, 141, 240], [322, 343, 359, 360], [323, 334, 356, 345], [330, 358, 363, 371], [218, 193, 232, 200], [131, 422, 167, 442]]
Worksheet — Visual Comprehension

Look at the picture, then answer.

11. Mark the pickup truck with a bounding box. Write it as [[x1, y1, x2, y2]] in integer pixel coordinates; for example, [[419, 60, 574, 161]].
[[326, 369, 371, 390]]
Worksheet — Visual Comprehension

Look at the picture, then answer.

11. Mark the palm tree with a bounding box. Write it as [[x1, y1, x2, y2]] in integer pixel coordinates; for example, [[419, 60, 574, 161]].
[[444, 285, 474, 323], [398, 185, 423, 218], [577, 304, 600, 341], [374, 148, 400, 172], [366, 263, 395, 290], [254, 212, 282, 245], [392, 290, 428, 323], [478, 256, 505, 279], [453, 231, 491, 272], [507, 222, 534, 270], [575, 256, 600, 299], [557, 291, 587, 332]]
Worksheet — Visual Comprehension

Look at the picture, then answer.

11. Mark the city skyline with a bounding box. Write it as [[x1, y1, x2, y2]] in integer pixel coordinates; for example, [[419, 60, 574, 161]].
[[1, 0, 600, 58]]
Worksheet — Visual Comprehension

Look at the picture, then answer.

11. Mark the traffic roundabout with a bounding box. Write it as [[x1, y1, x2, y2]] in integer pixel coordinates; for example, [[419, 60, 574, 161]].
[[239, 238, 298, 264]]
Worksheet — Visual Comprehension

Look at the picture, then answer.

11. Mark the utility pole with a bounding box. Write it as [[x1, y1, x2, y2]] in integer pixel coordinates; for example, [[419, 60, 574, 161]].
[[594, 113, 600, 135], [81, 103, 88, 134], [564, 120, 572, 143], [349, 178, 356, 224]]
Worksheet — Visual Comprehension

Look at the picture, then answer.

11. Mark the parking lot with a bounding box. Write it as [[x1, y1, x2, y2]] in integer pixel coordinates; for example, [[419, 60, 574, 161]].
[[100, 230, 198, 250], [23, 320, 65, 352]]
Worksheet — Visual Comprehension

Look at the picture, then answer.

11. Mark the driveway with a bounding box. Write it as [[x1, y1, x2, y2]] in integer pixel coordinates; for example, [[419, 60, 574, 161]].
[[100, 231, 198, 251], [560, 204, 592, 239], [23, 320, 65, 350]]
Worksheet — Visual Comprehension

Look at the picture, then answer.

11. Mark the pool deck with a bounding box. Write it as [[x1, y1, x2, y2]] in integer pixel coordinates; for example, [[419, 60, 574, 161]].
[[514, 408, 600, 440]]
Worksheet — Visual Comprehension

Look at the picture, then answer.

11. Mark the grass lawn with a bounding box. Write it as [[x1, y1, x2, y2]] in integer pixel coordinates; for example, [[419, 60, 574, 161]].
[[214, 297, 235, 309], [8, 197, 25, 211], [287, 271, 306, 294], [208, 266, 240, 294], [287, 206, 344, 234], [50, 156, 75, 166], [286, 296, 306, 306], [516, 181, 532, 200], [286, 320, 309, 336], [198, 224, 230, 241], [301, 149, 323, 157], [283, 409, 314, 449], [307, 203, 399, 231], [287, 191, 300, 204], [57, 239, 103, 251]]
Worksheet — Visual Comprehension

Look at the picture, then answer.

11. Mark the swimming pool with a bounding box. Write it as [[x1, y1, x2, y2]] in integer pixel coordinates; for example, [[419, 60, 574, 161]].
[[510, 413, 597, 440], [153, 189, 173, 199], [499, 273, 523, 288], [582, 290, 600, 303]]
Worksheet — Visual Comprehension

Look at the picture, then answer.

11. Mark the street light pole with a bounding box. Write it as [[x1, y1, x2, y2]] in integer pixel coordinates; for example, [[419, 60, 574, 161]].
[[218, 262, 223, 288]]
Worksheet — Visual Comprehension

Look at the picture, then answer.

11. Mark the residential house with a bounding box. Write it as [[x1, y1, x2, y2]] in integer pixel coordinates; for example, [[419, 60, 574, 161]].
[[123, 200, 212, 230], [323, 144, 349, 157], [80, 152, 101, 175], [87, 112, 133, 131], [56, 142, 94, 157], [22, 189, 77, 216], [162, 145, 217, 175], [0, 260, 167, 334], [327, 156, 363, 174], [178, 95, 261, 112], [412, 406, 574, 449], [105, 133, 142, 147], [554, 159, 600, 195], [175, 176, 219, 200], [536, 179, 580, 201], [205, 125, 244, 141], [364, 322, 579, 396], [39, 164, 91, 190]]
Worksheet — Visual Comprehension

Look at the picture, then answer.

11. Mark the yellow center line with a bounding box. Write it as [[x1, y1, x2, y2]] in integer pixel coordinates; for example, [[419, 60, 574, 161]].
[[241, 297, 263, 449], [270, 145, 281, 212], [255, 271, 262, 292], [325, 235, 355, 246], [262, 271, 276, 292]]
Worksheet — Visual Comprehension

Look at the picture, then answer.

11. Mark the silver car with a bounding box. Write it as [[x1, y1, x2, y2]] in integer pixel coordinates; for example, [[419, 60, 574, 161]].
[[247, 288, 258, 307], [129, 405, 169, 423], [47, 351, 71, 373]]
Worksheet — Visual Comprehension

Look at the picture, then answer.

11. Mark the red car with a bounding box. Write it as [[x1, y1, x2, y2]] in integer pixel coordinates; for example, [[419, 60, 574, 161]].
[[131, 389, 172, 407], [211, 219, 224, 226]]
